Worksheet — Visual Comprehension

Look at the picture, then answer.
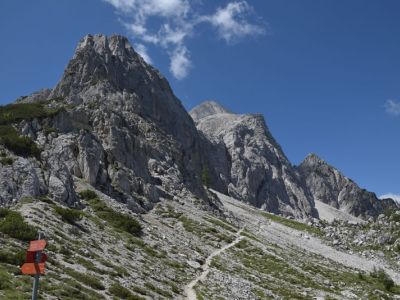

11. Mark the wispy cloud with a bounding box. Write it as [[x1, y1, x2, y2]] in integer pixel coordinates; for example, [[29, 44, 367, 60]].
[[380, 193, 400, 205], [135, 43, 152, 64], [103, 0, 266, 79], [384, 99, 400, 116]]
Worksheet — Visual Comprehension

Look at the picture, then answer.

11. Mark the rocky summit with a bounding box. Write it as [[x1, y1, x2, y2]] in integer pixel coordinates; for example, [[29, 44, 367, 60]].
[[0, 34, 399, 299], [190, 101, 317, 219], [298, 153, 397, 219]]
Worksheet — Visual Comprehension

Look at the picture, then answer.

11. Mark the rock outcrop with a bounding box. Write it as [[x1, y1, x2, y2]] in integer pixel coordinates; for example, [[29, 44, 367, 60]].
[[1, 34, 209, 211], [298, 153, 398, 219], [190, 101, 318, 218]]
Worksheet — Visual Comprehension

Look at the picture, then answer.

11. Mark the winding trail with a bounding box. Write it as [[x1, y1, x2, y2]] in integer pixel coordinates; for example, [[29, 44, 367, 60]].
[[185, 228, 244, 300]]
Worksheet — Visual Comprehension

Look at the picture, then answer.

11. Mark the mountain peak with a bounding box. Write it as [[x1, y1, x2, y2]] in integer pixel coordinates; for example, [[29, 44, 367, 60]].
[[49, 33, 164, 103], [302, 153, 326, 166], [74, 34, 133, 59], [189, 100, 232, 122]]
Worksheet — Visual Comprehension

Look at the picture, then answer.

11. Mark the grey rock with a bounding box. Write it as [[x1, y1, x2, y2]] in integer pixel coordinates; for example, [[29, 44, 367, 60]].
[[190, 101, 317, 218], [16, 88, 52, 103], [298, 153, 398, 219], [6, 34, 209, 209], [0, 153, 47, 205]]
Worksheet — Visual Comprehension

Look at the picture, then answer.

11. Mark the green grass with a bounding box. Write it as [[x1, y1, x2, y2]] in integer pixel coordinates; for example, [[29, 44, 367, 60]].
[[370, 267, 395, 291], [0, 249, 25, 266], [109, 283, 146, 300], [55, 206, 83, 225], [87, 197, 142, 237], [79, 189, 98, 201], [0, 102, 64, 158], [203, 216, 238, 233], [65, 267, 105, 290], [0, 208, 38, 241], [144, 282, 173, 298], [0, 103, 53, 125], [259, 211, 322, 236]]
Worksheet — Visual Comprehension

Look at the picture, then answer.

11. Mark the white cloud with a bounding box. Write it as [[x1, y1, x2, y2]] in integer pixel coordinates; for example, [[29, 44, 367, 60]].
[[385, 99, 400, 116], [135, 43, 152, 64], [380, 193, 400, 205], [170, 46, 191, 80], [103, 0, 266, 79], [205, 1, 265, 44]]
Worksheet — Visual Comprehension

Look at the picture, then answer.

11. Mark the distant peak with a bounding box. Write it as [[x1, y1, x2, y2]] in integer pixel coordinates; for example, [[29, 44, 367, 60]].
[[189, 101, 233, 121], [301, 153, 327, 166]]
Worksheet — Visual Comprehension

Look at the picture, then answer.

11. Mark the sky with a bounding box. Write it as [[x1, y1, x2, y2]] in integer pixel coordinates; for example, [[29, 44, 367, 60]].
[[0, 0, 399, 200]]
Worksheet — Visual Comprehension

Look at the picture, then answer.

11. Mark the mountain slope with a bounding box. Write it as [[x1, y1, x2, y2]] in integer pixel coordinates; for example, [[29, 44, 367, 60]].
[[298, 153, 398, 219], [190, 101, 317, 219], [4, 34, 210, 212]]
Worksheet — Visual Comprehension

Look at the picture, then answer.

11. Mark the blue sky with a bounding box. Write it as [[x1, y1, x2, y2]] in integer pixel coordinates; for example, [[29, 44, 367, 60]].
[[0, 0, 399, 199]]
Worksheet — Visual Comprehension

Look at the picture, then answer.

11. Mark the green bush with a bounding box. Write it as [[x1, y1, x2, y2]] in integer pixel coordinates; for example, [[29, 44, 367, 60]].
[[0, 125, 41, 159], [109, 283, 145, 300], [0, 249, 25, 266], [0, 156, 13, 165], [370, 267, 395, 291], [0, 102, 60, 125], [55, 207, 82, 225], [0, 208, 38, 241], [79, 189, 98, 200], [88, 198, 142, 237]]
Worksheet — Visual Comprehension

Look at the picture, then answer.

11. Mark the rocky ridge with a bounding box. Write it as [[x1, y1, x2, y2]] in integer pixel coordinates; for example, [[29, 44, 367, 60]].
[[190, 101, 317, 219], [298, 153, 398, 219]]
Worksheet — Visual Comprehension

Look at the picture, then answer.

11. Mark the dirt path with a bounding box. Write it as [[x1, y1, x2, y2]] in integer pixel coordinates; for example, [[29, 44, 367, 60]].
[[185, 229, 244, 300]]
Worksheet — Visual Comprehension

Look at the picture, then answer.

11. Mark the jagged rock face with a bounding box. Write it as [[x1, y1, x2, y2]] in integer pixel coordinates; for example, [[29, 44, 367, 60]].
[[0, 152, 47, 206], [4, 34, 207, 210], [190, 101, 317, 218], [298, 154, 397, 219]]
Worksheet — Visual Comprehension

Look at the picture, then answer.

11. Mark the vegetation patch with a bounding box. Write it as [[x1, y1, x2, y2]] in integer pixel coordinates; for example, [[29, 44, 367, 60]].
[[0, 249, 25, 266], [144, 282, 173, 298], [84, 193, 142, 237], [203, 216, 237, 233], [109, 283, 145, 300], [0, 208, 38, 241], [370, 267, 395, 291], [259, 211, 322, 236], [65, 267, 105, 290], [55, 206, 82, 225], [0, 156, 13, 165], [0, 125, 41, 158]]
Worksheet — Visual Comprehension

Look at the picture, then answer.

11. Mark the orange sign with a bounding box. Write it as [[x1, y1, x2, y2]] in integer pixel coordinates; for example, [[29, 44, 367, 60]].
[[26, 252, 48, 264], [28, 240, 47, 252], [21, 263, 45, 275]]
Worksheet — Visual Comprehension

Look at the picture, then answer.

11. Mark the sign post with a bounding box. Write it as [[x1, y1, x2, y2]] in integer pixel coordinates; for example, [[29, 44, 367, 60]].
[[21, 232, 47, 300]]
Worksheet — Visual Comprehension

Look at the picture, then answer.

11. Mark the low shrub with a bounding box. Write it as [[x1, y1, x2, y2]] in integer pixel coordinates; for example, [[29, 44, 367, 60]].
[[0, 125, 41, 159], [0, 249, 25, 266], [65, 267, 105, 290], [109, 283, 145, 300], [0, 208, 38, 241], [370, 267, 395, 291], [88, 198, 142, 237], [79, 189, 97, 201], [0, 156, 13, 165], [55, 207, 82, 225]]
